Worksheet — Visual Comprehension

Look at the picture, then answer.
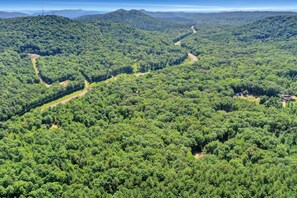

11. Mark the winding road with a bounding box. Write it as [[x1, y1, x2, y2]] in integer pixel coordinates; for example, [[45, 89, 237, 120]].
[[23, 26, 197, 113], [42, 80, 90, 109], [174, 26, 199, 63]]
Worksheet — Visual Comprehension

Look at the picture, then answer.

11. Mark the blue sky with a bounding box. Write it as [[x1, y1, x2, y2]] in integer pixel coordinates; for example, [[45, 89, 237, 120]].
[[2, 0, 297, 12]]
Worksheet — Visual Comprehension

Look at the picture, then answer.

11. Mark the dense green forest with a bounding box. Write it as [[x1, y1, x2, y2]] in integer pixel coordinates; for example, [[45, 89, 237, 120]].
[[181, 15, 297, 97], [0, 15, 186, 121], [1, 61, 297, 197], [0, 10, 297, 197], [144, 11, 297, 27], [78, 9, 189, 31]]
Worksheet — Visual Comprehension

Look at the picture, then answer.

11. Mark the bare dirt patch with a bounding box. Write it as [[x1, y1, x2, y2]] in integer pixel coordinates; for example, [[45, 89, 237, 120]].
[[191, 26, 197, 34], [60, 80, 70, 87], [188, 53, 198, 62], [175, 41, 181, 46], [28, 53, 40, 59], [135, 72, 149, 77], [50, 124, 58, 129], [194, 152, 205, 159]]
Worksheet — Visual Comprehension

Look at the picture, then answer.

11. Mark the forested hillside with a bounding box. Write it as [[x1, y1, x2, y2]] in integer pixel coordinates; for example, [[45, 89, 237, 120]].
[[79, 9, 189, 31], [1, 58, 297, 197], [181, 16, 297, 98], [1, 11, 297, 197], [234, 15, 297, 41], [0, 15, 186, 121], [144, 11, 297, 27]]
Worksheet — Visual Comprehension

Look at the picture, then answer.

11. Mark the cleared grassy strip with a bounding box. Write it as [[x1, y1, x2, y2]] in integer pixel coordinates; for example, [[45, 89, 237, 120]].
[[234, 95, 260, 104], [30, 54, 51, 88], [39, 88, 86, 110], [31, 57, 39, 80], [31, 57, 50, 87], [39, 80, 90, 110]]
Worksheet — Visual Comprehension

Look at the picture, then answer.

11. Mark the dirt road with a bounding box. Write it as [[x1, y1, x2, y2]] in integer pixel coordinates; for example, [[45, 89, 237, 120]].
[[29, 54, 51, 88], [45, 80, 89, 109], [191, 26, 197, 34]]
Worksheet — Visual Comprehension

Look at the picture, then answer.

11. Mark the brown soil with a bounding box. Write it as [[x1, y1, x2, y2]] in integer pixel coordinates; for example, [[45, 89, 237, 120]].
[[188, 53, 198, 62], [29, 53, 40, 59], [194, 152, 205, 159], [50, 124, 58, 129], [175, 41, 181, 46], [60, 80, 70, 87]]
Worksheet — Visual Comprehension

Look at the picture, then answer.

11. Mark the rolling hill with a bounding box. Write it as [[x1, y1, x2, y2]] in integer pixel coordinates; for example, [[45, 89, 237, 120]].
[[1, 11, 297, 197], [1, 14, 297, 196], [235, 15, 297, 41], [144, 11, 297, 27], [79, 9, 189, 31], [0, 15, 186, 120]]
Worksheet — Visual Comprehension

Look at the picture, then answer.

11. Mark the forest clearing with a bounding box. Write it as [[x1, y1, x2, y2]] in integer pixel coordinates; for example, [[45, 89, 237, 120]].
[[188, 53, 198, 62], [40, 80, 90, 109]]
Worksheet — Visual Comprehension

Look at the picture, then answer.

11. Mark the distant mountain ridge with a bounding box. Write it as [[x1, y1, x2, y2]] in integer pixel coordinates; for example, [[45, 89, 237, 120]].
[[0, 10, 105, 19], [0, 11, 29, 18], [33, 9, 105, 19], [78, 9, 189, 31]]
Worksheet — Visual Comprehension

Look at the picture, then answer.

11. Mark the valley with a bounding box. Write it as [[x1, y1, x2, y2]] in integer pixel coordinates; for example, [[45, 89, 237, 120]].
[[0, 8, 297, 198], [8, 24, 198, 116]]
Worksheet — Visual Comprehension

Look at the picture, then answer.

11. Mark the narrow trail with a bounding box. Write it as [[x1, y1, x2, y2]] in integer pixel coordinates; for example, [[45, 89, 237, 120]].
[[29, 54, 51, 88]]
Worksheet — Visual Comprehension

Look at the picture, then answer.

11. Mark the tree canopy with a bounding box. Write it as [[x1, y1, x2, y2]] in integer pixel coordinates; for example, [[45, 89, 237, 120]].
[[0, 12, 297, 197]]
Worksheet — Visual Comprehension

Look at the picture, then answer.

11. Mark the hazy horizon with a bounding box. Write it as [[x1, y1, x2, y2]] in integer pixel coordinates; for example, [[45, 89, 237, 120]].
[[2, 0, 297, 13], [2, 9, 297, 15]]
